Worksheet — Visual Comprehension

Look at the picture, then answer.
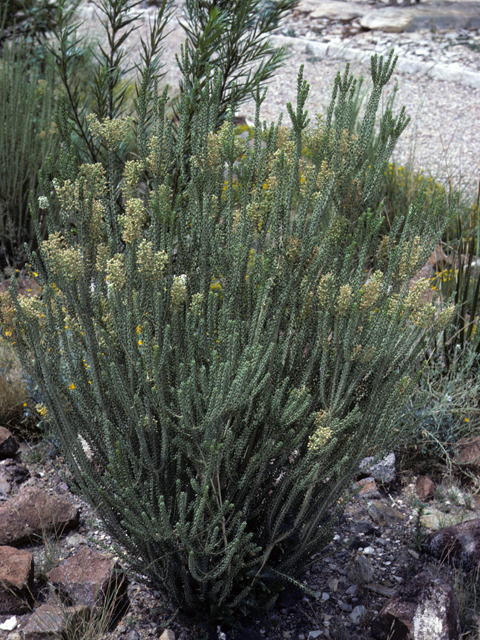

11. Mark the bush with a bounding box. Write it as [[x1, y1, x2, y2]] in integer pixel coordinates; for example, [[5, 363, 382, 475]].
[[1, 48, 455, 633], [0, 34, 60, 276]]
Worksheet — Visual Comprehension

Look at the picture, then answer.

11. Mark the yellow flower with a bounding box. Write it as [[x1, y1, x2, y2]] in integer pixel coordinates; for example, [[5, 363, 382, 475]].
[[69, 383, 75, 390]]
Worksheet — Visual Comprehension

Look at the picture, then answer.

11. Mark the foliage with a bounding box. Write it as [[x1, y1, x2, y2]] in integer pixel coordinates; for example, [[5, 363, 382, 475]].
[[0, 0, 60, 61], [399, 343, 480, 484], [46, 0, 174, 168], [0, 34, 60, 275], [2, 51, 453, 632]]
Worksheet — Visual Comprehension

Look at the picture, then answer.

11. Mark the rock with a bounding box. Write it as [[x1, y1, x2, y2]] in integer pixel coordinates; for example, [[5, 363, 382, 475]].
[[359, 452, 396, 484], [361, 3, 480, 33], [355, 477, 380, 499], [307, 1, 369, 21], [159, 630, 176, 640], [424, 518, 480, 572], [456, 436, 480, 475], [420, 508, 468, 532], [346, 553, 374, 586], [47, 547, 127, 609], [350, 605, 367, 625], [20, 604, 89, 640], [0, 427, 19, 460], [416, 476, 435, 501], [367, 500, 404, 527], [371, 570, 461, 640], [0, 460, 30, 495], [0, 486, 79, 545], [0, 547, 34, 615], [0, 617, 18, 631]]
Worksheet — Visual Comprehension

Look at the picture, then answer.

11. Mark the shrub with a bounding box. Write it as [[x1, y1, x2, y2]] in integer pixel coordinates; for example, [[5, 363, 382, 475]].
[[0, 34, 60, 275], [2, 51, 454, 633]]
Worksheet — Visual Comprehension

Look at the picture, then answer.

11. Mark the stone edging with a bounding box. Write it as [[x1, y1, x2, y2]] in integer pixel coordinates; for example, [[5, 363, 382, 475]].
[[271, 33, 480, 89]]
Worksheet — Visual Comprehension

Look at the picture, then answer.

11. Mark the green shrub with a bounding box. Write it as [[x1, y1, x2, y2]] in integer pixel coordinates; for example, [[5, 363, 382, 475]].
[[0, 35, 60, 275], [3, 51, 454, 633]]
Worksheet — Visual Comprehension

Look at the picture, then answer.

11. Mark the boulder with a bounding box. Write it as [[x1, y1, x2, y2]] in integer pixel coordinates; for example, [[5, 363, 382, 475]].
[[371, 570, 461, 640], [0, 486, 79, 545], [0, 546, 34, 614], [47, 547, 127, 609], [0, 427, 19, 460], [424, 518, 480, 572]]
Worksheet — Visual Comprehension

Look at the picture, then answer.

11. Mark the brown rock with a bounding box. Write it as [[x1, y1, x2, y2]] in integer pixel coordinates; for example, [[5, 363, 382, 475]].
[[0, 546, 34, 614], [371, 570, 461, 640], [456, 436, 480, 475], [424, 518, 480, 572], [416, 476, 435, 501], [0, 486, 79, 545], [47, 547, 126, 609], [356, 477, 379, 499], [0, 427, 19, 460], [20, 603, 89, 640]]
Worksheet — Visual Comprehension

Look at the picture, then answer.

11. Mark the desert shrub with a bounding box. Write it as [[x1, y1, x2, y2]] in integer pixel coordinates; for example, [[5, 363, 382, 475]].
[[0, 34, 60, 275], [1, 49, 455, 634]]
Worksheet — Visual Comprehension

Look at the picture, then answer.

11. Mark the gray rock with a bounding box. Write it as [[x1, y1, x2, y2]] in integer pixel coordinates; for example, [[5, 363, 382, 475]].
[[359, 452, 396, 484], [350, 605, 367, 625], [346, 553, 374, 585], [371, 570, 461, 640], [360, 3, 480, 33], [307, 0, 369, 21]]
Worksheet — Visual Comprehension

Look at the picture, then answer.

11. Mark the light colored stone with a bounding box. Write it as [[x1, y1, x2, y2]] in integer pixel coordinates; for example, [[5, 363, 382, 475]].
[[361, 3, 480, 33], [307, 0, 369, 21], [350, 605, 367, 625], [159, 630, 176, 640], [0, 617, 18, 631], [371, 570, 461, 640]]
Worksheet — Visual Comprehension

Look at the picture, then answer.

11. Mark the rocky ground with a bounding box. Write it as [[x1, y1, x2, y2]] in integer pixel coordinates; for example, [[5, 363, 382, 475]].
[[1, 419, 480, 640]]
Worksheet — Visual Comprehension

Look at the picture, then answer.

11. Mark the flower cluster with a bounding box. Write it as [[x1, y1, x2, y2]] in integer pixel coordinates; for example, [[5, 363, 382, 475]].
[[40, 232, 84, 282], [106, 254, 127, 292], [171, 274, 187, 309], [86, 114, 133, 151], [118, 199, 147, 243], [308, 410, 332, 452], [137, 239, 168, 280]]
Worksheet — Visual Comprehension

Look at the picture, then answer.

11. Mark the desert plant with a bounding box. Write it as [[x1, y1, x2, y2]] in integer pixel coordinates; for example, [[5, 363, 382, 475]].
[[0, 32, 61, 275], [2, 51, 455, 633]]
